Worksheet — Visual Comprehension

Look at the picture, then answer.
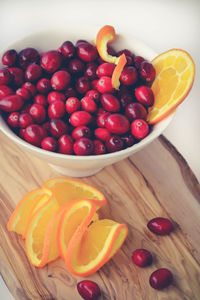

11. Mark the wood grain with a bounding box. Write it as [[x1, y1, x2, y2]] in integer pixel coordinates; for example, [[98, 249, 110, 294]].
[[0, 131, 200, 300]]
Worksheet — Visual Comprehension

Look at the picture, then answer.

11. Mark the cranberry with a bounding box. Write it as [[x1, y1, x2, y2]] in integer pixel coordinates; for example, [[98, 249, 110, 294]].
[[75, 40, 89, 47], [118, 85, 129, 97], [106, 114, 130, 135], [77, 43, 98, 62], [42, 121, 51, 134], [21, 103, 32, 114], [121, 133, 135, 147], [86, 90, 100, 102], [60, 41, 75, 58], [38, 126, 47, 139], [48, 100, 65, 119], [125, 103, 147, 121], [135, 86, 154, 107], [2, 49, 17, 67], [47, 91, 65, 104], [7, 112, 20, 128], [120, 66, 138, 86], [0, 85, 14, 99], [147, 217, 174, 235], [149, 269, 173, 290], [72, 126, 92, 140], [94, 128, 111, 141], [9, 67, 24, 86], [24, 124, 44, 146], [119, 93, 132, 108], [51, 70, 71, 91], [41, 136, 58, 152], [58, 134, 73, 154], [70, 111, 92, 127], [117, 49, 134, 58], [64, 86, 77, 98], [107, 45, 117, 56], [91, 79, 98, 90], [34, 94, 47, 106], [96, 76, 114, 94], [100, 94, 120, 112], [18, 48, 40, 69], [132, 249, 153, 267], [139, 61, 156, 82], [0, 95, 23, 112], [84, 62, 98, 80], [0, 68, 12, 85], [76, 77, 90, 94], [25, 63, 42, 82], [22, 82, 36, 96], [134, 56, 145, 69], [77, 280, 101, 300], [73, 138, 94, 155], [93, 140, 106, 155], [96, 112, 110, 127], [19, 128, 26, 139], [131, 119, 149, 139], [68, 58, 84, 75], [41, 50, 62, 73], [81, 96, 97, 113], [66, 97, 81, 114], [37, 78, 51, 94], [19, 113, 34, 128], [29, 103, 46, 123], [96, 63, 115, 78], [50, 119, 68, 138], [16, 87, 31, 101], [106, 135, 124, 153]]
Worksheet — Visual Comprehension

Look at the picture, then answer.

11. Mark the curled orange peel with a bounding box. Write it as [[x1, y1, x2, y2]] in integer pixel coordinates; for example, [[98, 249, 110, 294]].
[[112, 53, 127, 90]]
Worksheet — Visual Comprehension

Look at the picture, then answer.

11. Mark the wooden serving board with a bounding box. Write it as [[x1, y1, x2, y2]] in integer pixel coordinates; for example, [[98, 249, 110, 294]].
[[0, 131, 200, 300]]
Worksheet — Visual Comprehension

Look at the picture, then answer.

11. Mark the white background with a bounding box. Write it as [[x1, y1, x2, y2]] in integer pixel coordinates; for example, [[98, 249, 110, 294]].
[[0, 0, 199, 299]]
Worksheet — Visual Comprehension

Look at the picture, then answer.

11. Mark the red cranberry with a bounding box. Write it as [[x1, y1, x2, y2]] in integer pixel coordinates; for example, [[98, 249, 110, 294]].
[[22, 82, 36, 96], [75, 40, 89, 47], [0, 95, 23, 112], [96, 76, 114, 94], [120, 66, 138, 86], [58, 134, 73, 154], [21, 103, 32, 113], [125, 103, 147, 121], [121, 133, 135, 147], [149, 269, 173, 290], [38, 126, 47, 139], [68, 58, 84, 75], [91, 79, 98, 90], [131, 119, 149, 139], [73, 137, 94, 155], [18, 48, 40, 69], [132, 249, 153, 267], [16, 87, 31, 101], [42, 121, 51, 134], [84, 62, 98, 80], [60, 41, 75, 58], [41, 136, 58, 152], [76, 77, 90, 94], [117, 49, 134, 58], [134, 56, 145, 69], [106, 114, 130, 135], [48, 100, 65, 119], [37, 78, 51, 94], [34, 94, 47, 106], [93, 140, 106, 155], [86, 90, 100, 102], [0, 85, 14, 99], [77, 43, 98, 62], [77, 280, 101, 300], [100, 94, 120, 112], [96, 63, 115, 78], [8, 67, 24, 86], [65, 97, 81, 114], [70, 111, 92, 127], [19, 113, 34, 128], [94, 128, 111, 141], [147, 217, 174, 235], [25, 63, 42, 82], [29, 103, 46, 123], [72, 126, 91, 140], [2, 49, 17, 67], [81, 96, 97, 113], [118, 85, 129, 97], [96, 112, 110, 127], [0, 68, 12, 85], [41, 50, 62, 73], [119, 93, 132, 108], [19, 128, 26, 139], [139, 61, 156, 82], [51, 70, 71, 91], [47, 91, 65, 104], [50, 119, 68, 138], [106, 135, 124, 153], [135, 86, 154, 107], [7, 112, 20, 128], [64, 86, 77, 98], [24, 124, 44, 146], [107, 45, 116, 56]]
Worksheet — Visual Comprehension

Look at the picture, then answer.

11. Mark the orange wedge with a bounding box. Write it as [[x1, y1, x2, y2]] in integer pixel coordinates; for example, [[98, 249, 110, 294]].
[[112, 53, 127, 90], [147, 49, 195, 124]]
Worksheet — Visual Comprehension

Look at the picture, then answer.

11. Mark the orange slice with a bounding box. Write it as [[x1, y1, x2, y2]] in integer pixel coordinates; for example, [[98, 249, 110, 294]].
[[112, 53, 127, 90], [147, 49, 195, 124]]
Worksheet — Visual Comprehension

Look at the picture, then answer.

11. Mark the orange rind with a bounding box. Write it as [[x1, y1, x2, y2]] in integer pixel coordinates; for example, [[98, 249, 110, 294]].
[[112, 53, 127, 90]]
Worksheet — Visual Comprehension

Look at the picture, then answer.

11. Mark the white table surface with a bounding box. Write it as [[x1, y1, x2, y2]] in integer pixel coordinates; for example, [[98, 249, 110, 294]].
[[1, 0, 199, 299]]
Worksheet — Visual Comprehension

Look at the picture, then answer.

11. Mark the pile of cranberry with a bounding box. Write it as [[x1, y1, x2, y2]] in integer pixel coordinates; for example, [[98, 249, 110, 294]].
[[0, 39, 156, 155]]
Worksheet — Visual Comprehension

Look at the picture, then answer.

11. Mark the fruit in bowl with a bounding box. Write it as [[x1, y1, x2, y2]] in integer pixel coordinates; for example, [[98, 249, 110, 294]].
[[0, 25, 195, 177]]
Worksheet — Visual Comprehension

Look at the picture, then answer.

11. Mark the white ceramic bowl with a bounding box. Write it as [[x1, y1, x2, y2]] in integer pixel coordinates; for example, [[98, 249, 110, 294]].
[[0, 26, 174, 177]]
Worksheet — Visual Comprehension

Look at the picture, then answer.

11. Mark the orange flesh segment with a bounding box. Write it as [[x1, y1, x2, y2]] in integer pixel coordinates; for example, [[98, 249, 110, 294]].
[[112, 53, 127, 90]]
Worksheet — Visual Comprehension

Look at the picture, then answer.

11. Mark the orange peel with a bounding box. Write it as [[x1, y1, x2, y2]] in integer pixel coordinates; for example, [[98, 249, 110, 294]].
[[112, 53, 127, 90]]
